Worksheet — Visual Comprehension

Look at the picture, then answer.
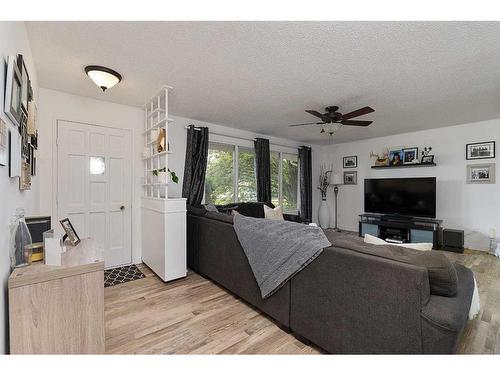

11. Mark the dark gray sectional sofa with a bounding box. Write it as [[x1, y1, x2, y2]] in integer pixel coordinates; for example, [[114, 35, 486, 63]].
[[186, 203, 474, 354]]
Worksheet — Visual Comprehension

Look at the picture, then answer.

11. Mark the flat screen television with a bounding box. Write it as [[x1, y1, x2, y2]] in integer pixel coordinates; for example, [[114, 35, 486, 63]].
[[364, 177, 436, 218]]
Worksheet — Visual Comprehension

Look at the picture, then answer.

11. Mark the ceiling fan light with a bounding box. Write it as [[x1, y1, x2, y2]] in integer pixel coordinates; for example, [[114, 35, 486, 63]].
[[85, 65, 122, 91]]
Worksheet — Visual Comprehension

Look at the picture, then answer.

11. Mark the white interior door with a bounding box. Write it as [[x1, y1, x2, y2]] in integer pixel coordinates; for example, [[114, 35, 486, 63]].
[[57, 120, 132, 268]]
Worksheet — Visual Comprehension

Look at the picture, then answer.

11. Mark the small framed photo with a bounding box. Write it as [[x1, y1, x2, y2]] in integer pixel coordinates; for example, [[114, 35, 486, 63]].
[[466, 141, 495, 160], [343, 171, 357, 185], [402, 147, 419, 164], [59, 218, 81, 246], [466, 163, 495, 184], [343, 155, 357, 168], [421, 155, 434, 164], [389, 150, 403, 166]]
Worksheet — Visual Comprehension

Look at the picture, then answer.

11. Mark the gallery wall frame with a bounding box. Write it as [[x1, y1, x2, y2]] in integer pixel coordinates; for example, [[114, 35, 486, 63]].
[[466, 163, 495, 184], [466, 141, 495, 160]]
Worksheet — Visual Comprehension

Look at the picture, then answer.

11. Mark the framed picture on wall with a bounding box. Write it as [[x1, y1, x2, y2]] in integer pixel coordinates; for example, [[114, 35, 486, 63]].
[[344, 171, 357, 185], [343, 155, 357, 168], [18, 55, 30, 115], [466, 163, 495, 184], [466, 141, 495, 160], [4, 56, 23, 129]]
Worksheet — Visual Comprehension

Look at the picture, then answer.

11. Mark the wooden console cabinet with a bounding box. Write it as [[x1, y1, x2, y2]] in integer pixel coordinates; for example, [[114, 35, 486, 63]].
[[8, 238, 105, 354]]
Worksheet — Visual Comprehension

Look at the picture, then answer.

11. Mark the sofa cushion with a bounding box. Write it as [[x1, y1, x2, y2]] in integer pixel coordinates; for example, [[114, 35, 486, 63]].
[[203, 203, 219, 212], [216, 202, 274, 218], [187, 205, 207, 217], [264, 205, 285, 220], [331, 234, 458, 297], [205, 211, 234, 224]]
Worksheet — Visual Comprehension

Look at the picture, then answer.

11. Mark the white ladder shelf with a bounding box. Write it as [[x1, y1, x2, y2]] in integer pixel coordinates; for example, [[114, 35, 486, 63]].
[[141, 85, 187, 282]]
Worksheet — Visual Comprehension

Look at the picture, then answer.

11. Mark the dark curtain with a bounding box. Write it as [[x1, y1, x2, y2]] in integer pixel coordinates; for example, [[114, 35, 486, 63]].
[[254, 138, 271, 203], [182, 125, 209, 206], [298, 146, 312, 221]]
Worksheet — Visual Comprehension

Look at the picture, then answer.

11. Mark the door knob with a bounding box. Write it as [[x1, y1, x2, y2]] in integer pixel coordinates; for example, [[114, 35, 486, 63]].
[[120, 205, 125, 210]]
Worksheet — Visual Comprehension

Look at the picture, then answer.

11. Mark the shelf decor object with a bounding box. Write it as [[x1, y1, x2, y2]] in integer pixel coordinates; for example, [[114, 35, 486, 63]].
[[141, 86, 187, 282], [317, 165, 332, 229], [371, 162, 436, 169]]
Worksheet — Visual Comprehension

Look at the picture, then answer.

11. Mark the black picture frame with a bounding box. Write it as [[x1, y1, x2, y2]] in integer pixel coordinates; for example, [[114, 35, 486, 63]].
[[59, 218, 81, 246], [402, 147, 419, 164], [5, 56, 23, 129], [18, 55, 29, 115], [466, 141, 495, 160], [421, 155, 434, 164], [343, 155, 357, 168]]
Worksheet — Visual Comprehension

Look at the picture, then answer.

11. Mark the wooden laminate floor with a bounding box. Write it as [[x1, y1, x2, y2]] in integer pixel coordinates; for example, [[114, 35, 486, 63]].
[[105, 250, 500, 354]]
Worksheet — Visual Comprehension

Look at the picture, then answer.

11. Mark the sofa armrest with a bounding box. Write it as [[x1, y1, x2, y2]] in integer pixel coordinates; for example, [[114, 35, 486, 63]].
[[419, 263, 474, 353], [283, 213, 309, 224], [421, 264, 473, 332]]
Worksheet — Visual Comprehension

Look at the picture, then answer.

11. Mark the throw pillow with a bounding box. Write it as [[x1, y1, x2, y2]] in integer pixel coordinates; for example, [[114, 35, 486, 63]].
[[203, 203, 219, 212], [264, 205, 284, 221], [364, 234, 433, 251]]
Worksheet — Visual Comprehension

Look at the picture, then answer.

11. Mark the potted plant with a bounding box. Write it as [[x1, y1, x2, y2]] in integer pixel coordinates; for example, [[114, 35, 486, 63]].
[[152, 168, 179, 185]]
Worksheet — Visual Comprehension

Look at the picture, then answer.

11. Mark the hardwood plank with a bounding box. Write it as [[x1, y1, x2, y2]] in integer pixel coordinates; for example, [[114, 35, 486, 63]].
[[105, 249, 500, 354]]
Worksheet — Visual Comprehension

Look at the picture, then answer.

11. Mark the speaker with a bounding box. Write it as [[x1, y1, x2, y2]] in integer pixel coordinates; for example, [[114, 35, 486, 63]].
[[442, 229, 464, 253]]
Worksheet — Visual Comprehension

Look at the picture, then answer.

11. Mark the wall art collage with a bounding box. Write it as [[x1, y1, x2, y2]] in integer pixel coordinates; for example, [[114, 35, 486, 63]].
[[3, 54, 37, 190]]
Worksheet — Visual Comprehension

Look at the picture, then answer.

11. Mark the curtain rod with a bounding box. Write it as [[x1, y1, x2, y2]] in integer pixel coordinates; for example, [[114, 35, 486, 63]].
[[184, 125, 301, 150]]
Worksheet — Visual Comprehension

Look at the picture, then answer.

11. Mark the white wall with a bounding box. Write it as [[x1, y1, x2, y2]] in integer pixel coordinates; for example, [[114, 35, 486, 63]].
[[320, 119, 500, 251], [0, 22, 39, 354], [37, 88, 144, 263]]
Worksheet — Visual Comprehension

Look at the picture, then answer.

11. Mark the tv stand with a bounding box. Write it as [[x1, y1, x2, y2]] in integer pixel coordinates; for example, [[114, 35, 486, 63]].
[[359, 213, 442, 249]]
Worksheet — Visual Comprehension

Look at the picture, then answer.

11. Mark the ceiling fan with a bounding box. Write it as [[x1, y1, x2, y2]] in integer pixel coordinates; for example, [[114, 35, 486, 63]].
[[289, 106, 375, 136]]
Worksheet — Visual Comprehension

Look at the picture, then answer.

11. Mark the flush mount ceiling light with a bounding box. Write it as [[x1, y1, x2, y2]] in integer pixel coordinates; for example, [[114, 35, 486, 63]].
[[84, 65, 122, 92]]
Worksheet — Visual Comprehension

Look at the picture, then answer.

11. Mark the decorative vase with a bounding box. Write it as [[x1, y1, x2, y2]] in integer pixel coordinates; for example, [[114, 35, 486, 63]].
[[10, 208, 33, 268], [318, 198, 330, 229], [158, 171, 168, 185]]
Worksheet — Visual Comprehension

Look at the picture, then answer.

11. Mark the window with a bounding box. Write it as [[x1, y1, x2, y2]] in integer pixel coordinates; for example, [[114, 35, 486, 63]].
[[271, 151, 299, 213], [237, 147, 257, 202], [205, 143, 234, 205], [271, 152, 280, 207], [281, 153, 299, 212], [89, 156, 105, 175], [205, 140, 299, 212]]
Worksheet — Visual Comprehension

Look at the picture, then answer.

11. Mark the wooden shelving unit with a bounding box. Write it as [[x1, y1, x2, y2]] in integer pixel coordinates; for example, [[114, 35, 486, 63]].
[[371, 163, 436, 170]]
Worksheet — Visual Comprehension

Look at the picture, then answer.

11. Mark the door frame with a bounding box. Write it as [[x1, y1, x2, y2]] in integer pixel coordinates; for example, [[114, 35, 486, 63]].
[[53, 118, 134, 267]]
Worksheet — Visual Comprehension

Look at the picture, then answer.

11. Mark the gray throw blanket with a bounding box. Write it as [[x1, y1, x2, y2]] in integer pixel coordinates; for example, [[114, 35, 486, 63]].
[[233, 214, 331, 298]]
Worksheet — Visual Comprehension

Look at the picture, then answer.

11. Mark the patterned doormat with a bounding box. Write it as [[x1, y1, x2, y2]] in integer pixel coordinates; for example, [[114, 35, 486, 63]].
[[104, 264, 146, 288]]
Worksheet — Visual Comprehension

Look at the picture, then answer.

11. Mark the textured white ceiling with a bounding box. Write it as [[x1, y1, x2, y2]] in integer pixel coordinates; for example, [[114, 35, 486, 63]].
[[26, 21, 500, 144]]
